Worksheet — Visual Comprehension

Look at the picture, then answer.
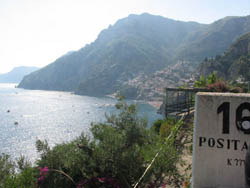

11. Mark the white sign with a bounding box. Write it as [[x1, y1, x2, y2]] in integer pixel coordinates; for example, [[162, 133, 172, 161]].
[[192, 92, 250, 188]]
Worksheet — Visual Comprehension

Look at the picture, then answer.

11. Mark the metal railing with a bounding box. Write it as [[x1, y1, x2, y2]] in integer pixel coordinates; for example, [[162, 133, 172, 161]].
[[164, 87, 209, 117]]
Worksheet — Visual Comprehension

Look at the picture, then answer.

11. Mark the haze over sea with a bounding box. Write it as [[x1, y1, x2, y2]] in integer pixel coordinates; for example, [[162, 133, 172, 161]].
[[0, 83, 161, 161]]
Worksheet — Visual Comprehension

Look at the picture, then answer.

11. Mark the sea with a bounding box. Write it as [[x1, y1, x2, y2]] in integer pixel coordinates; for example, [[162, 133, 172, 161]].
[[0, 83, 162, 162]]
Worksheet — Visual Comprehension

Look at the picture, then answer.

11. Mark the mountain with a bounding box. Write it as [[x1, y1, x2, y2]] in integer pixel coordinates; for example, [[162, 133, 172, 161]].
[[198, 32, 250, 81], [18, 13, 250, 99], [0, 66, 39, 83], [176, 16, 250, 61]]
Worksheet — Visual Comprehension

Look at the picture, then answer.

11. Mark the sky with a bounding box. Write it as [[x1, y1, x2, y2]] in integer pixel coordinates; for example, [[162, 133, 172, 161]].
[[0, 0, 250, 74]]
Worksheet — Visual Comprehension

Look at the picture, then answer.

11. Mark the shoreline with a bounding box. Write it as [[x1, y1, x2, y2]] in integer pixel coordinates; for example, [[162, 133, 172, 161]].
[[147, 101, 163, 109]]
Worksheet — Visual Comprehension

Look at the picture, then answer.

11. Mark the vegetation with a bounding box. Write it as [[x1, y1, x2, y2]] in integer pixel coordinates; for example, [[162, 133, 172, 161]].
[[0, 154, 37, 188], [0, 98, 189, 187], [198, 32, 250, 83], [152, 116, 193, 188], [194, 72, 243, 93]]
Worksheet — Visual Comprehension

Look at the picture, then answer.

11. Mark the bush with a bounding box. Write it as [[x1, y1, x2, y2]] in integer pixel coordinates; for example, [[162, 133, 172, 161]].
[[35, 99, 184, 187], [151, 119, 164, 133], [0, 154, 37, 188], [194, 75, 207, 88], [0, 154, 15, 186], [0, 98, 185, 187], [207, 80, 230, 92], [195, 72, 245, 93], [159, 118, 177, 138]]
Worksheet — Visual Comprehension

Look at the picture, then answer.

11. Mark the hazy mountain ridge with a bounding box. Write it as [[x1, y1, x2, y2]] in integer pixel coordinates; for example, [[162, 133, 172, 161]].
[[198, 32, 250, 81], [0, 66, 39, 83], [176, 15, 250, 61], [18, 13, 250, 99]]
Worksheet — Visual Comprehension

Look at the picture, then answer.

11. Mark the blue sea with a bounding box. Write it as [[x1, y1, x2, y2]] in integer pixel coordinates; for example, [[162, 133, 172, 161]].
[[0, 83, 162, 161]]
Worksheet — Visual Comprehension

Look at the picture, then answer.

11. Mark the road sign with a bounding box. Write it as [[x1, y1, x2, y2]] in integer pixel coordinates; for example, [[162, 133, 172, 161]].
[[192, 92, 250, 188]]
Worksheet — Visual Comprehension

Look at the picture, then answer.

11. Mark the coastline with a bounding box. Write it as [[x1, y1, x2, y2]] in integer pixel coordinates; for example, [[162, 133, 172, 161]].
[[147, 101, 162, 109], [106, 92, 163, 111]]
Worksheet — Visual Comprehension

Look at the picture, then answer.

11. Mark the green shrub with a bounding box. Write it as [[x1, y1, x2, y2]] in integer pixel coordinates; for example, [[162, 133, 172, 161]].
[[151, 119, 164, 133], [0, 99, 185, 187], [0, 154, 15, 187], [0, 154, 36, 188], [159, 118, 177, 138], [35, 99, 184, 187], [194, 75, 207, 88]]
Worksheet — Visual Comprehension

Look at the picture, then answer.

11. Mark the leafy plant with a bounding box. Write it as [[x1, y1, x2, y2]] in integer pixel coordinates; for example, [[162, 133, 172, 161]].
[[0, 154, 15, 186], [207, 80, 230, 92], [0, 98, 187, 187], [35, 98, 184, 187], [207, 71, 217, 85], [194, 75, 207, 88], [0, 154, 37, 188]]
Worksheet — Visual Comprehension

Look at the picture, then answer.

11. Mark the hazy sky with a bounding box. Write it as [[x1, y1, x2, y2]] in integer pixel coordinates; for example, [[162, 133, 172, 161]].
[[0, 0, 250, 73]]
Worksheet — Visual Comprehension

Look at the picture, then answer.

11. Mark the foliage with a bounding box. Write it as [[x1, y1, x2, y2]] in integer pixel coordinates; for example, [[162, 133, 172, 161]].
[[194, 72, 218, 88], [198, 32, 250, 83], [151, 117, 184, 139], [0, 154, 37, 188], [0, 154, 15, 186], [207, 80, 230, 92], [151, 117, 193, 186], [194, 72, 244, 93], [151, 119, 164, 133], [231, 81, 248, 93], [35, 99, 184, 187], [207, 71, 217, 85], [0, 99, 187, 187], [194, 75, 207, 88], [158, 118, 178, 139]]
